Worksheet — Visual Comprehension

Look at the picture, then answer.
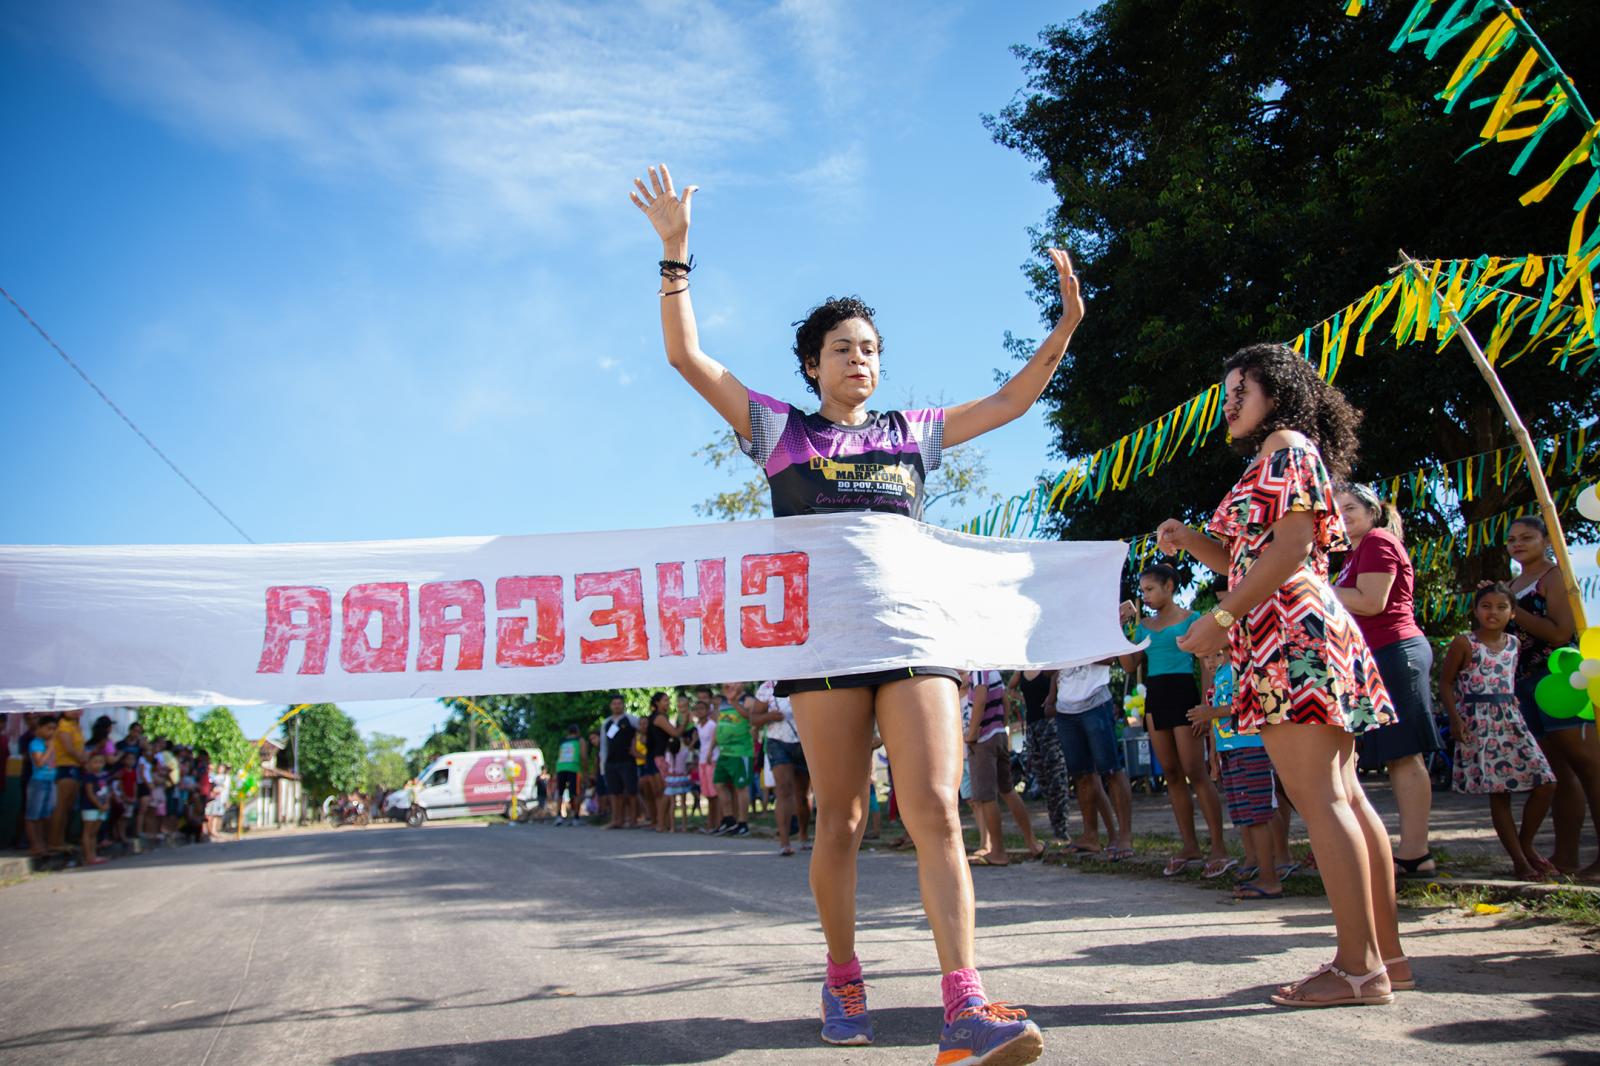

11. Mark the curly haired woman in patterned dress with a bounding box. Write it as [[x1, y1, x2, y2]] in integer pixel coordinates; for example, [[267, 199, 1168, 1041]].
[[1155, 343, 1407, 1008]]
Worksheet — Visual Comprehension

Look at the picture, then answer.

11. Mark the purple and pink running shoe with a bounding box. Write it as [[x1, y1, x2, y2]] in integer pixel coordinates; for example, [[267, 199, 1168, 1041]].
[[820, 979, 873, 1046], [933, 998, 1043, 1065]]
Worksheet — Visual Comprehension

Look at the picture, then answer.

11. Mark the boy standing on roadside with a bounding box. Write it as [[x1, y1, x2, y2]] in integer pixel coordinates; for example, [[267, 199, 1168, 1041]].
[[80, 751, 112, 865], [25, 716, 60, 858], [1189, 649, 1284, 899], [712, 682, 753, 836], [554, 724, 586, 825]]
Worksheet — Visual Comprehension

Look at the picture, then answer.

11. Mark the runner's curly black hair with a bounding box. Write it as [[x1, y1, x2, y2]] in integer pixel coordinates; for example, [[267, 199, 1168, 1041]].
[[793, 297, 881, 398], [1223, 343, 1363, 479]]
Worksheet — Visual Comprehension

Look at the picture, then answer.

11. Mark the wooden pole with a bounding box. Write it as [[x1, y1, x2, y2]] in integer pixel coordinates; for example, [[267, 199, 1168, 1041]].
[[1398, 251, 1590, 632]]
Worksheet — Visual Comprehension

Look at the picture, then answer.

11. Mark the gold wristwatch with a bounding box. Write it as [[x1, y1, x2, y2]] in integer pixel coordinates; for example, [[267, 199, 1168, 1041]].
[[1210, 607, 1236, 630]]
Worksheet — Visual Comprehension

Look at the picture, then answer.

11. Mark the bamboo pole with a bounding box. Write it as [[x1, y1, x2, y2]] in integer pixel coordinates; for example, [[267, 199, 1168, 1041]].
[[1398, 251, 1589, 632]]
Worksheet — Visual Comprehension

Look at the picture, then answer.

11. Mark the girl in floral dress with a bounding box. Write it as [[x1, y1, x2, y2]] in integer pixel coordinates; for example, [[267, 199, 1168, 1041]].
[[1156, 343, 1407, 1008], [1440, 583, 1556, 880]]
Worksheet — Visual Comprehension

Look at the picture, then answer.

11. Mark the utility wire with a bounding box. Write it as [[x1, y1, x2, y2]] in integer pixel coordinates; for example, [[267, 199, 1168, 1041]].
[[2, 284, 255, 543]]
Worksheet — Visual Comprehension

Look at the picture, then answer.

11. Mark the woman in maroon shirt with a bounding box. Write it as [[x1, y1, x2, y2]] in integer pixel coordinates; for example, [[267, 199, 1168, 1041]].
[[1334, 484, 1441, 878]]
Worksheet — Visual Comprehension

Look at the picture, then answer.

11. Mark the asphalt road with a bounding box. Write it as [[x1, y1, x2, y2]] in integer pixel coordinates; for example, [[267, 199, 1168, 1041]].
[[3, 821, 1599, 1065]]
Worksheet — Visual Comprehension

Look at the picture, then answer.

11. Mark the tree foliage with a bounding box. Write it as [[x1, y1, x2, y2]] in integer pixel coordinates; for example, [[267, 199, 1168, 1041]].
[[986, 0, 1600, 607], [292, 703, 366, 799], [195, 706, 253, 772], [137, 706, 197, 747], [364, 732, 411, 790]]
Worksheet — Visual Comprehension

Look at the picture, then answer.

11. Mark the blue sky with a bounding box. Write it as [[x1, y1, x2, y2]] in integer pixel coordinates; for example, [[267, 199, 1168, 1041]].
[[2, 0, 1097, 745]]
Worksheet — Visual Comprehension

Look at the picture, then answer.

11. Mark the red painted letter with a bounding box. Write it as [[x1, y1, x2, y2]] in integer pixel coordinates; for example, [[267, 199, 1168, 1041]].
[[575, 569, 649, 664], [495, 576, 566, 668], [740, 552, 810, 648], [257, 586, 331, 674], [417, 580, 486, 671], [656, 559, 728, 657], [341, 582, 410, 673]]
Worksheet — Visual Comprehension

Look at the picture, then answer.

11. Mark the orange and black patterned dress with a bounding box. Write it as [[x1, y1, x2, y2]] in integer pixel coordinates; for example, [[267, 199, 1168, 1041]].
[[1205, 445, 1395, 735]]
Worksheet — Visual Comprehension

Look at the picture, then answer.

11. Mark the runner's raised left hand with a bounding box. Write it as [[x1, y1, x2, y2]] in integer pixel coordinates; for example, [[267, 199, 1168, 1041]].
[[1049, 248, 1084, 335]]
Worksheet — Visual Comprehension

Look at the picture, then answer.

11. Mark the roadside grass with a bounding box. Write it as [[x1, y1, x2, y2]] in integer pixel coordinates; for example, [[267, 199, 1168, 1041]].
[[1399, 880, 1600, 929]]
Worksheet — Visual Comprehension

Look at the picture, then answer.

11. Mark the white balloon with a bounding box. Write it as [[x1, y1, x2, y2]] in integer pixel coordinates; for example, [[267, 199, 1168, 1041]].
[[1582, 659, 1600, 679], [1572, 672, 1590, 689], [1578, 484, 1600, 522]]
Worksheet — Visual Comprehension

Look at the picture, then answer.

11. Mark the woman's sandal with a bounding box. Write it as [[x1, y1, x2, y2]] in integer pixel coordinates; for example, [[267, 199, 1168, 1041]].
[[1384, 956, 1415, 992], [1270, 964, 1394, 1008], [968, 854, 1009, 867], [1393, 852, 1437, 879], [1235, 865, 1260, 883], [1233, 882, 1283, 901], [1163, 856, 1202, 877], [1203, 858, 1238, 880], [1103, 846, 1135, 862], [1029, 842, 1047, 861]]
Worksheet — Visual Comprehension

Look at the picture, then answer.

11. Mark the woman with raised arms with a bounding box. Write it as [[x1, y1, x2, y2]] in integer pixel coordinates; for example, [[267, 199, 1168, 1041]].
[[631, 164, 1081, 1066]]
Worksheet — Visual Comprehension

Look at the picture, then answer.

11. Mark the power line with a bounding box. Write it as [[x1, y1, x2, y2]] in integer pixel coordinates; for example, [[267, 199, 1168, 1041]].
[[2, 284, 254, 543]]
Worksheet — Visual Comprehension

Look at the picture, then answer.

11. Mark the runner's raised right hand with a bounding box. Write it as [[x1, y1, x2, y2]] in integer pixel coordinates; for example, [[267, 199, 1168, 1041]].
[[629, 164, 698, 246]]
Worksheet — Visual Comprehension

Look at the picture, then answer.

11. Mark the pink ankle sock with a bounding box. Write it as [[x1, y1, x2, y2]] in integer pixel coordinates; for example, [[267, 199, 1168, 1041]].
[[941, 967, 987, 1023], [826, 954, 862, 987]]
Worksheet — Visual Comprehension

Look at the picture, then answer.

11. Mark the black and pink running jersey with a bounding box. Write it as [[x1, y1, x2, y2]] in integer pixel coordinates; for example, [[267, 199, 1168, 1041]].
[[736, 389, 945, 520]]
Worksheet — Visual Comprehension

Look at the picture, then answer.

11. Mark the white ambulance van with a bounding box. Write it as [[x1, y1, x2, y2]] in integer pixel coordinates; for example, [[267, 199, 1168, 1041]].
[[405, 748, 544, 827]]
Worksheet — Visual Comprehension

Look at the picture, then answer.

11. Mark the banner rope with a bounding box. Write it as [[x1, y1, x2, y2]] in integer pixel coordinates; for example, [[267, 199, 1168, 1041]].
[[1, 284, 255, 543]]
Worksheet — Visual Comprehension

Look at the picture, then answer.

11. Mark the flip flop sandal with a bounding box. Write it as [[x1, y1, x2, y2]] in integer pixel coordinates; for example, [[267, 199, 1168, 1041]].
[[779, 846, 796, 856], [1063, 843, 1100, 856], [1235, 865, 1261, 882], [968, 854, 1009, 867], [1103, 847, 1135, 861], [1029, 843, 1047, 861], [1163, 857, 1202, 877], [1203, 858, 1239, 880], [1275, 862, 1302, 880], [1270, 964, 1394, 1009], [1233, 883, 1284, 900]]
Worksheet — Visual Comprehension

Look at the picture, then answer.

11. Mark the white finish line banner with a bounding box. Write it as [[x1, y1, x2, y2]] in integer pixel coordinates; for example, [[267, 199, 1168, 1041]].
[[0, 512, 1139, 711]]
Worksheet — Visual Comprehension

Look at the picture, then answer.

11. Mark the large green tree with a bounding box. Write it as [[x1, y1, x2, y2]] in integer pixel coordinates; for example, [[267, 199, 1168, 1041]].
[[987, 0, 1599, 595], [137, 706, 196, 746], [292, 704, 366, 799], [364, 733, 411, 790], [195, 706, 253, 772]]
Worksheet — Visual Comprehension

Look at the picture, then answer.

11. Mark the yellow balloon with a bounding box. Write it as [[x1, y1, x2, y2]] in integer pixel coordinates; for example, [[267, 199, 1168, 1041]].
[[1582, 627, 1600, 660], [1590, 675, 1600, 706]]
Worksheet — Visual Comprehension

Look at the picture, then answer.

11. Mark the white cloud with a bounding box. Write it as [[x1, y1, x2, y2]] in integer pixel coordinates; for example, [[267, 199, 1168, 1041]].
[[55, 0, 782, 245], [777, 0, 856, 112]]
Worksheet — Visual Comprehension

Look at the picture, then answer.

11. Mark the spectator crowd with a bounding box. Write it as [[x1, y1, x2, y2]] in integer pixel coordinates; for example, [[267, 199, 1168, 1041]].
[[9, 712, 233, 865]]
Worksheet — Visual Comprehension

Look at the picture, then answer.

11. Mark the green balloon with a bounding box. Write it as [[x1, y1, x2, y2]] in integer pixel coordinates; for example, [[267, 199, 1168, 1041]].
[[1549, 647, 1584, 675], [1537, 673, 1591, 718]]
